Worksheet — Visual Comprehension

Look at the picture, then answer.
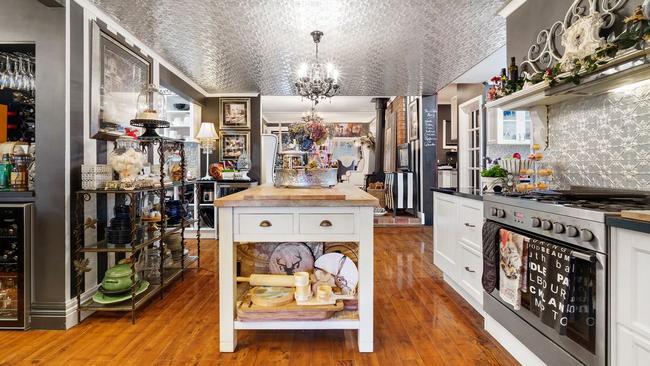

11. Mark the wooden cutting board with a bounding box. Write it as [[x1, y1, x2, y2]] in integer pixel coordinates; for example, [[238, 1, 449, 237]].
[[621, 210, 650, 222], [237, 292, 344, 321], [242, 186, 346, 201]]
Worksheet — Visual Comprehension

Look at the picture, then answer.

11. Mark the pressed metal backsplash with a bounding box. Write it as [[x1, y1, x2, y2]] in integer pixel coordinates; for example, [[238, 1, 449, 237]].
[[544, 82, 650, 191]]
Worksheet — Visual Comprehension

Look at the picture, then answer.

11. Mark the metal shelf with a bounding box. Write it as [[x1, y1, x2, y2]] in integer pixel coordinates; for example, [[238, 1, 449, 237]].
[[78, 219, 198, 253], [79, 256, 198, 312], [77, 181, 198, 195]]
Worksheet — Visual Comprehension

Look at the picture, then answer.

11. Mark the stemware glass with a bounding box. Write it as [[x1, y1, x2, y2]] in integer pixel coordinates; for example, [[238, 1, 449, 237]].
[[8, 59, 18, 90], [0, 56, 8, 90], [27, 59, 35, 92]]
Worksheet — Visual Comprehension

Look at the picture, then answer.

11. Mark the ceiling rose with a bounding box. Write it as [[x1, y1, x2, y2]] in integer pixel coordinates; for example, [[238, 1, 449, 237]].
[[295, 31, 340, 104]]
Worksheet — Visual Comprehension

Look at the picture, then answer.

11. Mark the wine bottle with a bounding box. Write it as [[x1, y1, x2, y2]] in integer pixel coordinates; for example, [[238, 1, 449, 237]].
[[508, 57, 519, 82]]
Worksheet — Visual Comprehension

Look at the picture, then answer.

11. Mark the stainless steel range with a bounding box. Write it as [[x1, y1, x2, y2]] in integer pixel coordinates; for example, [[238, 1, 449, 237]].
[[483, 187, 650, 366]]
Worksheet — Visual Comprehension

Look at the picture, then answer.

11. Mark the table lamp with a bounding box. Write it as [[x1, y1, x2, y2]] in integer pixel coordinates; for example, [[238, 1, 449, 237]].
[[196, 122, 219, 180]]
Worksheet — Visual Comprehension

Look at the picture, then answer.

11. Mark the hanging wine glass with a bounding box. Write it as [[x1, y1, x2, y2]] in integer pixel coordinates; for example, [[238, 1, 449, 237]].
[[27, 59, 35, 92], [8, 59, 18, 90], [16, 57, 26, 91], [0, 56, 8, 90]]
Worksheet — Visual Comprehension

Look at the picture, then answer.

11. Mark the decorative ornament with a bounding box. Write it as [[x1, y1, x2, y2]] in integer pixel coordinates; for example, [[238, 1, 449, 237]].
[[84, 217, 97, 230], [74, 258, 91, 273], [559, 12, 606, 72], [294, 31, 340, 104]]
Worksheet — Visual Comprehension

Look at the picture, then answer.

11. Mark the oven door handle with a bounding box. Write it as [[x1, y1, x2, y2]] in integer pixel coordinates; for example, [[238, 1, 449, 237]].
[[571, 250, 595, 262]]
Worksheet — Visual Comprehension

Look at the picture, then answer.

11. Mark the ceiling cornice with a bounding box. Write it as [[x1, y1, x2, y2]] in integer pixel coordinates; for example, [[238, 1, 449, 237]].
[[498, 0, 527, 18]]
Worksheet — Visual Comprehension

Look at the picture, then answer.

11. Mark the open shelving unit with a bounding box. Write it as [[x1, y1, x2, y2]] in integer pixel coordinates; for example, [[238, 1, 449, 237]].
[[73, 137, 201, 324], [486, 48, 650, 111]]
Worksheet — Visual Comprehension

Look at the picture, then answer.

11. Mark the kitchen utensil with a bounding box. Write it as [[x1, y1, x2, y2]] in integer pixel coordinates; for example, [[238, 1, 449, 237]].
[[250, 286, 294, 307], [101, 263, 138, 292], [92, 280, 150, 304]]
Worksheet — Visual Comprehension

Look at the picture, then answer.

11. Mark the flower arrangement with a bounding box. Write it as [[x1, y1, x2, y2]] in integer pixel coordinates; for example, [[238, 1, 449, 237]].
[[288, 115, 334, 151]]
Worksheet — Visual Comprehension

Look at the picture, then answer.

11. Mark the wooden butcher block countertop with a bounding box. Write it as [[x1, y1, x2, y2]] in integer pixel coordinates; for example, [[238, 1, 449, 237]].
[[214, 184, 379, 207]]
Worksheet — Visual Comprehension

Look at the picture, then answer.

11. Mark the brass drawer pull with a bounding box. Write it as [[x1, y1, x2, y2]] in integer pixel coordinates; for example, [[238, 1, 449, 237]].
[[464, 223, 476, 228], [259, 220, 272, 227], [464, 266, 475, 273], [320, 220, 333, 227]]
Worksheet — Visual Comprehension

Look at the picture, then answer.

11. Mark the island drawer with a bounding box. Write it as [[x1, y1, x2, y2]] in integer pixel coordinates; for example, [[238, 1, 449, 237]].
[[237, 213, 294, 235], [299, 213, 356, 235]]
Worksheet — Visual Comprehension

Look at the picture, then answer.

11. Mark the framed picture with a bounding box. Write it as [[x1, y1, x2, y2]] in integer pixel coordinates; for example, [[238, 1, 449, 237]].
[[219, 98, 251, 129], [331, 123, 369, 138], [408, 99, 419, 141], [220, 131, 250, 161], [90, 21, 151, 140]]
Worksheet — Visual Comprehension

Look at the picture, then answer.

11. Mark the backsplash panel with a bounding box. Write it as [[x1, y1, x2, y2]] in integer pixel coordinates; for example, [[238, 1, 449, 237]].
[[544, 82, 650, 191]]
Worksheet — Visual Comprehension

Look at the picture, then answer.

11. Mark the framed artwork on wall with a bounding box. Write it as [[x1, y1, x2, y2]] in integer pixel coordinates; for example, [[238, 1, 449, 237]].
[[331, 123, 370, 138], [220, 131, 250, 161], [408, 99, 419, 141], [219, 98, 251, 129], [90, 21, 151, 140]]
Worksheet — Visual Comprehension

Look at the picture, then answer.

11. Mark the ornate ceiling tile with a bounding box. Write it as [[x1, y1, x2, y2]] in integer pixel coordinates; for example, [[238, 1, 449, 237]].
[[90, 0, 506, 95]]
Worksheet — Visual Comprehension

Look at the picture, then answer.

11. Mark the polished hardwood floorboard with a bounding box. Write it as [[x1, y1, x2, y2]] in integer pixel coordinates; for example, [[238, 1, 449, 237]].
[[0, 227, 518, 366]]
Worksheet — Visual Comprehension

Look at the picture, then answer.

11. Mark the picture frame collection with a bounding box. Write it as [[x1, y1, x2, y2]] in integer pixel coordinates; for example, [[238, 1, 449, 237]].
[[218, 98, 251, 161]]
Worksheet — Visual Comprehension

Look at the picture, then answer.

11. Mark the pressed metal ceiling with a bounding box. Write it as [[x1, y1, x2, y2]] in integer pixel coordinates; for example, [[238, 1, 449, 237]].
[[90, 0, 507, 95]]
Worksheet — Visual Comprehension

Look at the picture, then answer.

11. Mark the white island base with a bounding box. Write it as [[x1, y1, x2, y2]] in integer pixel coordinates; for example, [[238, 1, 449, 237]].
[[215, 185, 378, 353]]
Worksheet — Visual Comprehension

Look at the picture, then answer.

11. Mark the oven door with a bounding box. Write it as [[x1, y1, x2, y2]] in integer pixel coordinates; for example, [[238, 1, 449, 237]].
[[487, 221, 606, 366]]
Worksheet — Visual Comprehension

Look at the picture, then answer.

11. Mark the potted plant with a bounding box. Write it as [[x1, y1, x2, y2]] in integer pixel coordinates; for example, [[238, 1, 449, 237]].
[[480, 165, 508, 192]]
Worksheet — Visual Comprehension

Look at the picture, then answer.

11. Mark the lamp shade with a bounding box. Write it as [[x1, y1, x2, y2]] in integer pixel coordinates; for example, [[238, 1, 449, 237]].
[[196, 122, 219, 140]]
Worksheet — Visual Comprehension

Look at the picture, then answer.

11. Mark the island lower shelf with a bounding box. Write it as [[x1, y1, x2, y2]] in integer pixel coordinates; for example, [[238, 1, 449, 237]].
[[234, 310, 360, 330]]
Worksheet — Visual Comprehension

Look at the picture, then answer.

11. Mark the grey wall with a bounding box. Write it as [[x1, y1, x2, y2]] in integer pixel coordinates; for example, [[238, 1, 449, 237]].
[[0, 0, 67, 328], [437, 104, 452, 165], [202, 96, 261, 180], [507, 0, 642, 67]]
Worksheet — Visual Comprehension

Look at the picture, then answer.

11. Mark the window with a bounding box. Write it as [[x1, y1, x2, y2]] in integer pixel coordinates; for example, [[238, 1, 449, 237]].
[[468, 109, 481, 190]]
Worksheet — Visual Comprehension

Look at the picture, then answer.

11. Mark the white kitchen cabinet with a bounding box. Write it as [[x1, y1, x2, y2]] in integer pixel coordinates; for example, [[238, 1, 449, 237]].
[[610, 227, 650, 366], [433, 191, 484, 311], [433, 192, 459, 280], [486, 108, 531, 145]]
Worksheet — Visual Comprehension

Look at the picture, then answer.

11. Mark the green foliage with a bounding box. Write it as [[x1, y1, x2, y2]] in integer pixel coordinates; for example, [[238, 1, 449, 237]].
[[480, 165, 508, 178]]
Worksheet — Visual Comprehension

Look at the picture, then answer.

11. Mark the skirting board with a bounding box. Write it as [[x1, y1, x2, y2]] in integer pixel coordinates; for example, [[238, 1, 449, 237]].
[[442, 274, 483, 315], [484, 314, 546, 366], [31, 283, 100, 330]]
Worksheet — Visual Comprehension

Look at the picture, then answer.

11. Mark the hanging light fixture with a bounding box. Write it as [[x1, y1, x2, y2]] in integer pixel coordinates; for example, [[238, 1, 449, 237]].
[[295, 30, 340, 104]]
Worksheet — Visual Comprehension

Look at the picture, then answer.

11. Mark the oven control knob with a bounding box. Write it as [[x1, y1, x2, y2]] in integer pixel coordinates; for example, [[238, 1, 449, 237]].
[[531, 217, 541, 227], [567, 225, 579, 237], [496, 209, 506, 218], [490, 208, 498, 217], [542, 220, 553, 231], [553, 222, 565, 234], [580, 229, 594, 242]]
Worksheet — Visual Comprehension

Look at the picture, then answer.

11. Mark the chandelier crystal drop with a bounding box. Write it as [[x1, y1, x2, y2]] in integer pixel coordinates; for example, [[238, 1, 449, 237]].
[[294, 30, 340, 105]]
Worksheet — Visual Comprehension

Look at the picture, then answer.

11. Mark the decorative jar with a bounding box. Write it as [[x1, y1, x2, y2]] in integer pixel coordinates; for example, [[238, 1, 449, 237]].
[[108, 137, 145, 183]]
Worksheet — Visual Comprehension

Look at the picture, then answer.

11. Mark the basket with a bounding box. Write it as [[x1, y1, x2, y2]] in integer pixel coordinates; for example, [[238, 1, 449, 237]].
[[367, 188, 386, 208], [81, 164, 113, 190]]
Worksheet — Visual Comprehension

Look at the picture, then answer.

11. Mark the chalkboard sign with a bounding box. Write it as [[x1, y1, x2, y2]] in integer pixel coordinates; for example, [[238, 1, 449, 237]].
[[422, 104, 437, 148], [421, 95, 437, 225]]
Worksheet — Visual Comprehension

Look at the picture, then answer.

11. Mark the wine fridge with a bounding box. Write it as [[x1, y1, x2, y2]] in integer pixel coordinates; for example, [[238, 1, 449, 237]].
[[0, 203, 32, 329]]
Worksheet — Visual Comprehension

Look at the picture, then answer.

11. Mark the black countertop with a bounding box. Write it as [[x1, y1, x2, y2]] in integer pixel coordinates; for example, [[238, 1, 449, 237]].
[[430, 187, 483, 201], [0, 190, 35, 203], [606, 216, 650, 235]]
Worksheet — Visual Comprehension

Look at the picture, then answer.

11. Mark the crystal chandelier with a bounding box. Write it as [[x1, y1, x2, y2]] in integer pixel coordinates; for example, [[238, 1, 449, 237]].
[[295, 30, 340, 104]]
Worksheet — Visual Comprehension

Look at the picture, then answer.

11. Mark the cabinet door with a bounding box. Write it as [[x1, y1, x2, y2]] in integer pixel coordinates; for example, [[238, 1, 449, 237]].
[[612, 228, 650, 365], [614, 229, 650, 339], [433, 193, 459, 280], [459, 241, 483, 306], [458, 198, 483, 251], [616, 325, 650, 366]]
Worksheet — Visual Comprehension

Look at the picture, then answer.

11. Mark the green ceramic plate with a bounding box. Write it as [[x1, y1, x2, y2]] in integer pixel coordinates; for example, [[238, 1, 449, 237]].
[[92, 280, 150, 305]]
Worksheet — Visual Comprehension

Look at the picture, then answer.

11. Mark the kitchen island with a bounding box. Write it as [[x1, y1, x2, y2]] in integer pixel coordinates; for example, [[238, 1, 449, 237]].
[[214, 184, 378, 352]]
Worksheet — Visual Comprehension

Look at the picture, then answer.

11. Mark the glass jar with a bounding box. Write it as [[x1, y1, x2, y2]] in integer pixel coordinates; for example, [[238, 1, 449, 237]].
[[108, 137, 145, 181], [135, 84, 166, 121], [10, 154, 31, 191], [143, 246, 161, 284]]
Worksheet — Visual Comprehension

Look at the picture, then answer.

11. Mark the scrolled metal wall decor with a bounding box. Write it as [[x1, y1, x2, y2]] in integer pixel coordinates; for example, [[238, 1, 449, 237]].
[[520, 0, 627, 77]]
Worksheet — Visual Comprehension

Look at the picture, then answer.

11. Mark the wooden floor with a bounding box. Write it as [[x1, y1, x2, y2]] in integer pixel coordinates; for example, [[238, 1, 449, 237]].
[[0, 227, 518, 366]]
